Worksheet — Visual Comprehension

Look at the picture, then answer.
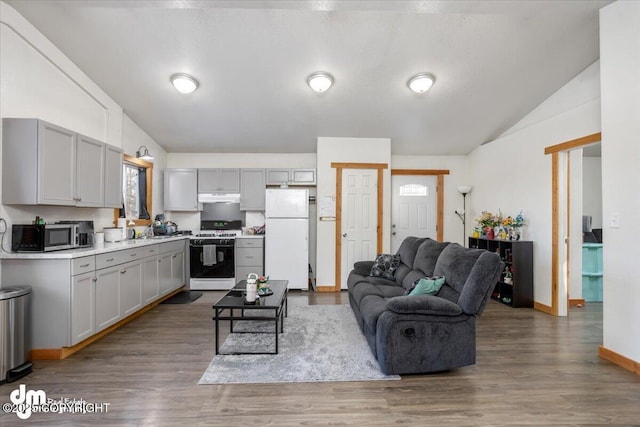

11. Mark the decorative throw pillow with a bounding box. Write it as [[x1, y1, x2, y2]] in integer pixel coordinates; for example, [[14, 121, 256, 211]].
[[369, 253, 401, 280], [407, 276, 446, 296]]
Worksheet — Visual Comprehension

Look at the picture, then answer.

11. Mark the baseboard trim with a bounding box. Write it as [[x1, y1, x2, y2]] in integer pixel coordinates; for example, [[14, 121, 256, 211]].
[[31, 287, 185, 361], [316, 285, 337, 293], [599, 346, 640, 375], [569, 298, 585, 307], [534, 301, 556, 316]]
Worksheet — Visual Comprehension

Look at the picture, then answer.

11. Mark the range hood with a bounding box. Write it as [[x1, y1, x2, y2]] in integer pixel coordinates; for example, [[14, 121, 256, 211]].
[[198, 193, 241, 203]]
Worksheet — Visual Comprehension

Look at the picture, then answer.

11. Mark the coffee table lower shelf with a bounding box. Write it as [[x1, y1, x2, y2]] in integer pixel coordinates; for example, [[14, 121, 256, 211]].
[[212, 280, 288, 355]]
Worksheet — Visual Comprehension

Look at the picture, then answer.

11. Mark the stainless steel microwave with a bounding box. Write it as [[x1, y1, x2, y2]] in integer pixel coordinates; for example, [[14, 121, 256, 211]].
[[12, 223, 78, 252]]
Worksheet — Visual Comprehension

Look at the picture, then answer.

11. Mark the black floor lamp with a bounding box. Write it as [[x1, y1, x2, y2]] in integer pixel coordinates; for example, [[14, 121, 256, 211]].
[[455, 185, 473, 246]]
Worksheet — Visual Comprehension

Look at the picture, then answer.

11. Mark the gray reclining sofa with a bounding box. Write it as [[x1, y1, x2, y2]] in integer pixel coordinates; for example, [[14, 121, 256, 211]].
[[347, 236, 504, 375]]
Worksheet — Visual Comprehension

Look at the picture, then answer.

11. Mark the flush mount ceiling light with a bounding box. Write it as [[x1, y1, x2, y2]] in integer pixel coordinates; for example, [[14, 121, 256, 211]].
[[307, 72, 334, 92], [170, 73, 199, 94], [407, 73, 435, 94]]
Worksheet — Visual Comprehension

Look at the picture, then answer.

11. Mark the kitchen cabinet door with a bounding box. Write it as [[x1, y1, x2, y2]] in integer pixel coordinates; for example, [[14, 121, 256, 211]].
[[119, 260, 143, 317], [95, 266, 121, 332], [291, 169, 316, 185], [266, 169, 291, 185], [38, 120, 77, 205], [165, 168, 198, 211], [104, 144, 123, 208], [71, 271, 95, 345], [170, 250, 185, 290], [76, 134, 105, 207], [158, 253, 173, 296], [142, 255, 160, 304], [198, 168, 240, 193], [240, 169, 265, 210]]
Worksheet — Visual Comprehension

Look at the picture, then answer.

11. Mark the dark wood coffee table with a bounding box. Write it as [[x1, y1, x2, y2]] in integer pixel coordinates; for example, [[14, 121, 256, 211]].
[[212, 280, 288, 355]]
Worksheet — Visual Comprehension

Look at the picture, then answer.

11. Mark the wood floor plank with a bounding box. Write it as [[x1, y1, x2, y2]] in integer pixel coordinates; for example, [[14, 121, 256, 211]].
[[1, 291, 639, 425]]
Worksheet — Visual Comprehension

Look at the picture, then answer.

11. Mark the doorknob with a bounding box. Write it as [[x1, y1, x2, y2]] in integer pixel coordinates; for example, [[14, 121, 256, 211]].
[[343, 233, 347, 238]]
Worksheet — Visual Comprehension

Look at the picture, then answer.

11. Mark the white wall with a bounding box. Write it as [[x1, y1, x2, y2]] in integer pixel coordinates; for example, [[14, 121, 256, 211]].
[[600, 0, 640, 365], [582, 156, 603, 229], [121, 114, 168, 219], [391, 155, 470, 244], [0, 2, 167, 245], [468, 63, 601, 310], [316, 137, 391, 288]]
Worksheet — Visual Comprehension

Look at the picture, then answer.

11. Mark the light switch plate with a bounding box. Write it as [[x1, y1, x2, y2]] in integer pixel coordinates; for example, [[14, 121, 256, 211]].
[[610, 214, 620, 228]]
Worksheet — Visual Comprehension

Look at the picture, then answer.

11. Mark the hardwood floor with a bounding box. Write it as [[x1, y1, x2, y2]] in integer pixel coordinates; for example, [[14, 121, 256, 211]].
[[1, 291, 639, 426]]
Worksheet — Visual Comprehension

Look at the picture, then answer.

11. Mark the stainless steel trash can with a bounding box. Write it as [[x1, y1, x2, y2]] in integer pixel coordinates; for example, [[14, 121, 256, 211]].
[[0, 286, 32, 384]]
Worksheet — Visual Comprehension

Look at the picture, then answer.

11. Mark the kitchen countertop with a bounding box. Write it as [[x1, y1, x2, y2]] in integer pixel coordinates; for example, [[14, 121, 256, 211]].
[[0, 235, 190, 260], [236, 234, 264, 239]]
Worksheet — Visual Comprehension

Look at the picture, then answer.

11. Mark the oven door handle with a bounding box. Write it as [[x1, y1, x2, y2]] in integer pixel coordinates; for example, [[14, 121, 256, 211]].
[[190, 244, 234, 248]]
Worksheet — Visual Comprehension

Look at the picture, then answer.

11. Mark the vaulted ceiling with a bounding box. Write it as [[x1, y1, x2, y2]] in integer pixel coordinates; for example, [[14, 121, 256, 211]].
[[6, 0, 610, 155]]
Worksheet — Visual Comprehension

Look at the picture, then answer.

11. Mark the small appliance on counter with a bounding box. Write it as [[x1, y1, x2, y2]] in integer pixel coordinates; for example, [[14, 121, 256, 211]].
[[11, 220, 94, 252], [103, 227, 123, 242]]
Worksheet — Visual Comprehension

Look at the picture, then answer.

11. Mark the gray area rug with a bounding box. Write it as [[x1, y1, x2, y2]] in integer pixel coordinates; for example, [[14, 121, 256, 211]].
[[199, 297, 400, 384]]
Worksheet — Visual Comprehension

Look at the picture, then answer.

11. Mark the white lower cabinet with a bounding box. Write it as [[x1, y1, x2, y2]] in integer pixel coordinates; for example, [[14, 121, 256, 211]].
[[119, 260, 143, 317], [143, 256, 160, 304], [71, 271, 95, 345], [0, 238, 189, 350], [95, 266, 121, 332], [158, 253, 173, 296], [235, 237, 264, 284], [171, 250, 185, 290]]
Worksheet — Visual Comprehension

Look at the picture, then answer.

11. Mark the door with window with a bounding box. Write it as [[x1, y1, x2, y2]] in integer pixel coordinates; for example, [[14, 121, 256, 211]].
[[391, 175, 437, 253]]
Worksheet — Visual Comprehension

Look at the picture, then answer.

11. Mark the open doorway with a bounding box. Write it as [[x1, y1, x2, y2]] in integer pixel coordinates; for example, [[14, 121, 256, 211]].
[[544, 133, 601, 317], [576, 144, 603, 306]]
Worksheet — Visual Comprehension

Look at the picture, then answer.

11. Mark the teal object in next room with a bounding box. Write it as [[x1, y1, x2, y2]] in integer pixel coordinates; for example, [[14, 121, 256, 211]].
[[582, 243, 603, 302]]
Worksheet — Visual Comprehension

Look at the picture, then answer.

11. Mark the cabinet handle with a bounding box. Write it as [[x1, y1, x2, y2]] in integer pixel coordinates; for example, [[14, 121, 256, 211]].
[[150, 249, 155, 253], [130, 253, 137, 257], [246, 256, 253, 259], [158, 259, 162, 263], [74, 196, 81, 201], [92, 277, 97, 282], [80, 263, 90, 268], [172, 255, 177, 259], [106, 258, 114, 262], [120, 270, 126, 274]]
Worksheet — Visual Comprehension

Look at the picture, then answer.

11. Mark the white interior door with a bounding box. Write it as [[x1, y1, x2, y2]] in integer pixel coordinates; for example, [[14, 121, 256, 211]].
[[391, 175, 437, 253], [341, 168, 378, 289]]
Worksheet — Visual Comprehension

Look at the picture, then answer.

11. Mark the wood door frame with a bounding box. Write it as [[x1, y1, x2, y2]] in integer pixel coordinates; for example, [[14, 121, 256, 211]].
[[331, 162, 387, 291], [540, 132, 601, 316], [391, 169, 450, 242]]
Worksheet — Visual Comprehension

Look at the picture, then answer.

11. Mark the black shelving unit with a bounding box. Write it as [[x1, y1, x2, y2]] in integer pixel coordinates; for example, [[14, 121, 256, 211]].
[[469, 237, 534, 308]]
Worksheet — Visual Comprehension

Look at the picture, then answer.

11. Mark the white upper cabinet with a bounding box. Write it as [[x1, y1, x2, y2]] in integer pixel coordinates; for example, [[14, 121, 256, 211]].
[[198, 168, 240, 193], [240, 169, 266, 211], [164, 168, 198, 211], [76, 134, 105, 207], [38, 121, 77, 205], [2, 118, 122, 207], [104, 144, 123, 208], [266, 168, 316, 186]]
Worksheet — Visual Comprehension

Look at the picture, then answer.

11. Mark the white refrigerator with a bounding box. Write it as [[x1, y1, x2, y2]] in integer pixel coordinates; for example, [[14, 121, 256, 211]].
[[265, 189, 309, 290]]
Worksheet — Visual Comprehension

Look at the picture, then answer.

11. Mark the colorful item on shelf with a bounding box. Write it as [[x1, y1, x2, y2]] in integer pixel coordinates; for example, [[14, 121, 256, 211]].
[[474, 210, 526, 240]]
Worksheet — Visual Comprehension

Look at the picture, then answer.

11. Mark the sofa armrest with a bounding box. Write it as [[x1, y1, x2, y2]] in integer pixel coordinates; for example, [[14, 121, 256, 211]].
[[386, 295, 463, 316], [353, 260, 375, 277]]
